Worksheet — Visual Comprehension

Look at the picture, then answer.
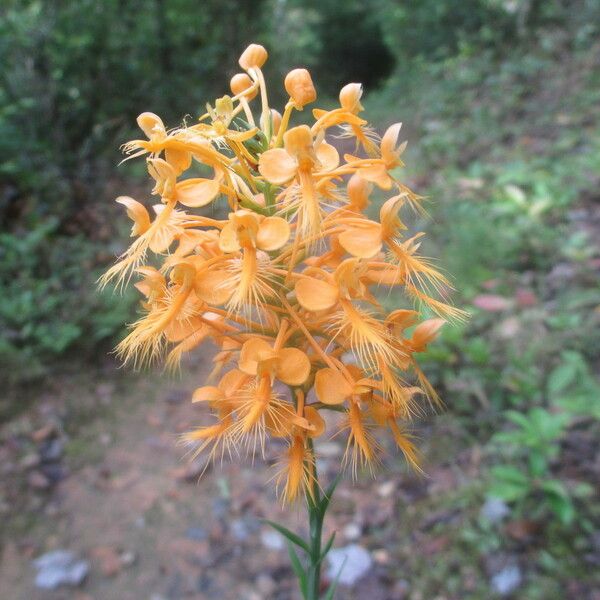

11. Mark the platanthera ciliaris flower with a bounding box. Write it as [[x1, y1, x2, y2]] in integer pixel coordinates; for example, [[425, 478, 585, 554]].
[[102, 43, 465, 507]]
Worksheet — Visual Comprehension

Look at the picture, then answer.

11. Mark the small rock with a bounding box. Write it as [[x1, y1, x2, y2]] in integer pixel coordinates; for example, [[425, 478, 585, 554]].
[[28, 471, 51, 490], [31, 424, 56, 443], [134, 516, 146, 529], [95, 383, 114, 404], [391, 579, 410, 599], [212, 497, 230, 520], [119, 550, 136, 567], [372, 548, 390, 565], [146, 413, 162, 428], [497, 317, 521, 340], [44, 501, 61, 517], [480, 497, 510, 524], [186, 526, 209, 542], [457, 177, 484, 190], [39, 438, 64, 463], [515, 289, 537, 307], [231, 519, 250, 542], [255, 573, 276, 595], [33, 550, 89, 590], [472, 294, 512, 312], [40, 463, 68, 484], [491, 565, 522, 596], [318, 442, 342, 458], [261, 529, 284, 551], [164, 389, 188, 404], [99, 433, 112, 446], [20, 453, 41, 469], [172, 457, 211, 481], [377, 481, 395, 498], [343, 523, 362, 541], [326, 544, 372, 586], [91, 545, 122, 577]]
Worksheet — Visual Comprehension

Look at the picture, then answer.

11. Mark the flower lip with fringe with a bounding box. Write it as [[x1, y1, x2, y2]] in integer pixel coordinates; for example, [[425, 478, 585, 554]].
[[102, 42, 466, 506]]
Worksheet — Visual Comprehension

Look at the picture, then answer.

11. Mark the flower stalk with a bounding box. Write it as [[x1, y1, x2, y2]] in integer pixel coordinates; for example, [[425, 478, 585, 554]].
[[101, 42, 463, 598]]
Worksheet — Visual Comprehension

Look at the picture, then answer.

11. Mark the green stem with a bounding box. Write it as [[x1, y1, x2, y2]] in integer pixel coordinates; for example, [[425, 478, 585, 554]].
[[306, 439, 323, 600]]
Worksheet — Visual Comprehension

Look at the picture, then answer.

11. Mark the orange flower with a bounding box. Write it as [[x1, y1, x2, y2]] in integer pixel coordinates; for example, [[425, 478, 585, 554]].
[[102, 42, 463, 504], [259, 125, 338, 236], [344, 123, 407, 189]]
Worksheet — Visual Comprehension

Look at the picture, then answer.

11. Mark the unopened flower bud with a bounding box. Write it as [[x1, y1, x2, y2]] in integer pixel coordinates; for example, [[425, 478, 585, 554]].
[[259, 108, 282, 135], [270, 109, 282, 135], [339, 83, 364, 113], [230, 73, 257, 100], [239, 44, 268, 71], [285, 68, 316, 109]]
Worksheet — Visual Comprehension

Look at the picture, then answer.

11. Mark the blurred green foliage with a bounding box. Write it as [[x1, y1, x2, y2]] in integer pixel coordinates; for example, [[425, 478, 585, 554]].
[[0, 219, 135, 384]]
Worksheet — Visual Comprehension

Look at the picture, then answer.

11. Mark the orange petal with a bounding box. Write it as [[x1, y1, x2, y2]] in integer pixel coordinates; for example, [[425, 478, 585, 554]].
[[218, 223, 241, 253], [369, 395, 392, 425], [347, 173, 372, 210], [381, 122, 402, 161], [238, 338, 275, 375], [276, 348, 311, 386], [411, 318, 445, 352], [134, 266, 165, 298], [338, 222, 382, 258], [164, 315, 206, 342], [265, 411, 293, 437], [256, 216, 290, 251], [295, 277, 339, 311], [380, 194, 406, 237], [116, 196, 151, 236], [365, 265, 404, 286], [176, 177, 220, 208], [339, 83, 364, 112], [192, 386, 223, 403], [137, 112, 165, 139], [358, 164, 392, 190], [165, 148, 192, 175], [219, 368, 249, 396], [304, 406, 325, 438], [315, 368, 353, 405], [258, 148, 298, 184], [386, 309, 419, 332], [315, 142, 339, 172], [147, 158, 176, 198], [195, 269, 234, 305]]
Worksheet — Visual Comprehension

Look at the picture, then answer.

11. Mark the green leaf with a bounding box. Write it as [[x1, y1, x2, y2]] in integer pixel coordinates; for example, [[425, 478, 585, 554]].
[[320, 473, 342, 514], [320, 531, 336, 563], [541, 480, 575, 525], [489, 465, 529, 501], [287, 541, 308, 599], [263, 520, 311, 554], [505, 410, 534, 432], [529, 408, 568, 440], [547, 356, 580, 396], [528, 452, 547, 478]]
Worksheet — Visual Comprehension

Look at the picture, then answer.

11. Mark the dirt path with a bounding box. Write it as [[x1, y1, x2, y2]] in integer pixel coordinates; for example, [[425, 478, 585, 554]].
[[1, 357, 425, 600]]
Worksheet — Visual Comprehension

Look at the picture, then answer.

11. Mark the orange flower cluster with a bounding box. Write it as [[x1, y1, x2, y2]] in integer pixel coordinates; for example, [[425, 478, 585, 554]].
[[102, 44, 464, 502]]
